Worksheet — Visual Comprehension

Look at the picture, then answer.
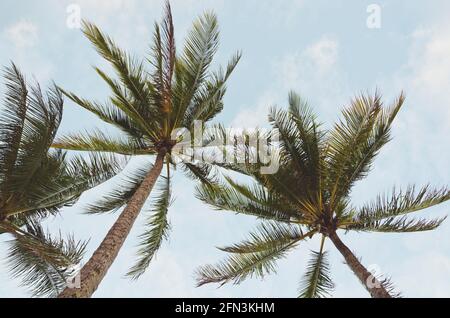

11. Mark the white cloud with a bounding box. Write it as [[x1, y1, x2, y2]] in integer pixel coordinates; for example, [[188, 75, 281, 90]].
[[385, 22, 450, 128], [1, 20, 53, 83], [4, 20, 38, 49], [407, 25, 450, 112], [231, 36, 346, 128], [231, 91, 277, 128], [245, 0, 305, 26], [396, 252, 450, 297], [278, 36, 340, 85], [379, 22, 450, 178], [69, 0, 138, 14], [304, 37, 339, 73]]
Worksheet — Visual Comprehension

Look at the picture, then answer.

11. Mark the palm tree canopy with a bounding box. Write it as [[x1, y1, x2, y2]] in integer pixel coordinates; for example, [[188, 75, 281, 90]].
[[0, 63, 125, 297], [53, 2, 240, 280], [195, 91, 449, 297], [54, 2, 240, 158]]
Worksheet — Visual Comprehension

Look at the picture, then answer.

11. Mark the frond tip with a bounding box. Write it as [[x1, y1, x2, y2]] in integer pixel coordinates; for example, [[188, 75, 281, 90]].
[[218, 222, 309, 254], [126, 175, 172, 279], [196, 237, 299, 287], [355, 185, 450, 222], [3, 222, 87, 298], [299, 250, 334, 298]]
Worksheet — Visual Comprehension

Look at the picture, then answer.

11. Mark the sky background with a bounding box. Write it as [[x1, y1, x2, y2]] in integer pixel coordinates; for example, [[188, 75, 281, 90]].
[[0, 0, 449, 298]]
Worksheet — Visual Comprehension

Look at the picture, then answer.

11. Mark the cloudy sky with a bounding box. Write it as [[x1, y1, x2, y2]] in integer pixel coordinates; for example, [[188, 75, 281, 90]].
[[0, 0, 449, 298]]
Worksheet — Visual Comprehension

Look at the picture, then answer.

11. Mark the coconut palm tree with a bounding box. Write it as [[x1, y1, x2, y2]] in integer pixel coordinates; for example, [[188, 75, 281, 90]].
[[0, 63, 123, 297], [54, 2, 240, 298], [195, 91, 449, 298]]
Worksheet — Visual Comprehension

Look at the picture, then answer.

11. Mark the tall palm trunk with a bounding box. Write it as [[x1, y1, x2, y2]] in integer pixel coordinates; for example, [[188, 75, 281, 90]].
[[328, 231, 392, 298], [58, 151, 166, 298]]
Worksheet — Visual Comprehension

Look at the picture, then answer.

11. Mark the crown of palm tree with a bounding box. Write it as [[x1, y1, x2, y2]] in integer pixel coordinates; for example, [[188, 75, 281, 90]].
[[195, 91, 449, 298], [0, 64, 125, 297], [53, 2, 240, 284], [55, 3, 240, 159]]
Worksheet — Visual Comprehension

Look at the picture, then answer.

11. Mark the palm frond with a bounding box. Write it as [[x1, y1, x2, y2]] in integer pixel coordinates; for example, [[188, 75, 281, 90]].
[[180, 162, 217, 188], [196, 238, 297, 287], [299, 237, 334, 298], [171, 11, 219, 129], [84, 162, 151, 214], [127, 174, 172, 279], [59, 88, 145, 139], [354, 185, 449, 223], [195, 179, 298, 223], [348, 215, 446, 233], [1, 222, 87, 298], [93, 67, 160, 140], [53, 129, 151, 155], [149, 0, 175, 114], [0, 63, 28, 191], [269, 107, 310, 177], [268, 99, 324, 204], [193, 123, 274, 173], [8, 152, 126, 220], [82, 21, 153, 113], [325, 93, 383, 207], [257, 169, 322, 223], [329, 94, 405, 207], [183, 51, 241, 126], [219, 222, 312, 254], [271, 92, 323, 177], [1, 80, 63, 196]]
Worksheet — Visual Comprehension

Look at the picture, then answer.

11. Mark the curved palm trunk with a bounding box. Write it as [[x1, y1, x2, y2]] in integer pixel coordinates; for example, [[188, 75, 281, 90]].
[[328, 231, 392, 298], [58, 151, 166, 298]]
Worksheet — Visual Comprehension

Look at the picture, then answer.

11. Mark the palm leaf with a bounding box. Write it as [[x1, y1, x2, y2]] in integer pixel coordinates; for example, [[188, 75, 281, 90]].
[[7, 152, 126, 220], [348, 215, 446, 233], [53, 129, 151, 155], [354, 185, 449, 223], [1, 221, 87, 298], [195, 180, 296, 223], [0, 63, 28, 192], [126, 173, 172, 279], [183, 51, 241, 126], [196, 239, 297, 287], [299, 237, 334, 298], [82, 21, 153, 112], [2, 81, 63, 196], [171, 11, 219, 129], [93, 66, 160, 140], [149, 0, 175, 114], [180, 162, 217, 188], [219, 222, 313, 254], [325, 93, 383, 207], [59, 88, 145, 139], [331, 94, 405, 206], [84, 163, 151, 214]]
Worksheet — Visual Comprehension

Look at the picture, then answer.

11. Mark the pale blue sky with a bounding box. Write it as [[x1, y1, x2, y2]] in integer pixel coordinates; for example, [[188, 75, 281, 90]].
[[0, 0, 449, 298]]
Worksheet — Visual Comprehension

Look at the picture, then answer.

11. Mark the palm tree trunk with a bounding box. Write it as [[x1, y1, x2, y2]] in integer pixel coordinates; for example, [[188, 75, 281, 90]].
[[328, 231, 392, 298], [58, 151, 166, 298]]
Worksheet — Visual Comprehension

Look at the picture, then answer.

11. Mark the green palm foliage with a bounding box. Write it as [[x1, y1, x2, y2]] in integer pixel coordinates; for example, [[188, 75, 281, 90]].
[[195, 91, 449, 298], [0, 64, 124, 297], [54, 2, 240, 280]]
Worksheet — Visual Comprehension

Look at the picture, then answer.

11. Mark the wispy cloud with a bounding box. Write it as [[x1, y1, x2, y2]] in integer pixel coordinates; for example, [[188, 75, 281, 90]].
[[231, 36, 347, 128], [304, 36, 339, 73], [4, 20, 38, 49]]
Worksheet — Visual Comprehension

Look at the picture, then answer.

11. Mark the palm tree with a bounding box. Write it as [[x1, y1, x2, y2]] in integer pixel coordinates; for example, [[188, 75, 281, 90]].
[[195, 91, 449, 298], [0, 63, 124, 297], [54, 2, 240, 298]]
